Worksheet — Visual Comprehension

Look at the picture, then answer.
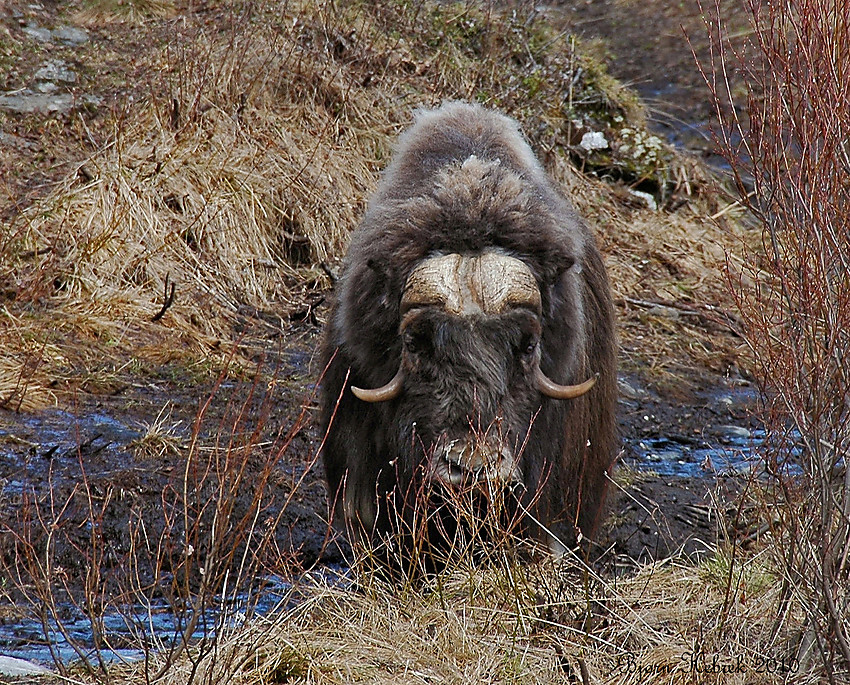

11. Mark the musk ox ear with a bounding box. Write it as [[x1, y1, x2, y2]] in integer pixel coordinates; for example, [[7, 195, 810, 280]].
[[555, 256, 578, 279], [364, 258, 395, 311], [543, 255, 582, 318], [544, 255, 580, 290], [366, 257, 387, 280]]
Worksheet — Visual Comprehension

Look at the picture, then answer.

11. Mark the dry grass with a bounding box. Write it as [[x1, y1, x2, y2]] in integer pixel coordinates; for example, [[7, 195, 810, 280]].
[[0, 0, 747, 411], [104, 545, 810, 685], [128, 401, 186, 459], [0, 0, 782, 682]]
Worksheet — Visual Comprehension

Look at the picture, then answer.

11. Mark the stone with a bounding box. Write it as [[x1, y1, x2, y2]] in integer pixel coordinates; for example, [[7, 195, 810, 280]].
[[618, 376, 648, 400], [579, 130, 609, 151], [0, 132, 38, 150], [0, 91, 73, 113], [0, 91, 101, 114], [716, 425, 752, 440], [23, 23, 52, 43], [0, 655, 51, 677], [627, 188, 658, 211], [54, 25, 89, 45], [34, 60, 77, 83]]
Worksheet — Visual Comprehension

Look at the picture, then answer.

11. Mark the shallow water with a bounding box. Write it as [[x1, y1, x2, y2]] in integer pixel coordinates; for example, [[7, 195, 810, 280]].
[[0, 399, 342, 672], [0, 574, 302, 668], [0, 403, 773, 670], [630, 426, 765, 478], [0, 408, 147, 493]]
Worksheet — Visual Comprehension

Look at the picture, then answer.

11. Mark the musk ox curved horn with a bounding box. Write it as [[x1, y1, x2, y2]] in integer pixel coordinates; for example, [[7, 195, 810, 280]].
[[351, 368, 404, 402], [535, 368, 597, 399]]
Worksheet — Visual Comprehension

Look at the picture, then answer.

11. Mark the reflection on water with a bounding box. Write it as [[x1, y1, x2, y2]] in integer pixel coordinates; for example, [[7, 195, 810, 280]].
[[630, 427, 766, 478], [629, 425, 806, 479], [0, 402, 790, 670]]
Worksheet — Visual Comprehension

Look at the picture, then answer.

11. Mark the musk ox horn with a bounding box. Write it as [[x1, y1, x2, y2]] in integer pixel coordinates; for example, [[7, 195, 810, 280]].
[[534, 368, 597, 399], [402, 252, 541, 316], [351, 368, 404, 402], [354, 252, 593, 404]]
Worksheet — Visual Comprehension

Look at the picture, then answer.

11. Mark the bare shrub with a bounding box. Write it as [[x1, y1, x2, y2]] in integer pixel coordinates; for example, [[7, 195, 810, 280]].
[[699, 0, 850, 679], [341, 438, 545, 586]]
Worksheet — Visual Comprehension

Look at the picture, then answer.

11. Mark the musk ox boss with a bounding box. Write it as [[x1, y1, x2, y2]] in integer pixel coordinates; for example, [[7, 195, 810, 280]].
[[319, 102, 616, 556]]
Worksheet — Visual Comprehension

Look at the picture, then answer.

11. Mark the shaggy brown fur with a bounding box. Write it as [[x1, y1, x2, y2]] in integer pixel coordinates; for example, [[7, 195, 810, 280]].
[[319, 102, 617, 558]]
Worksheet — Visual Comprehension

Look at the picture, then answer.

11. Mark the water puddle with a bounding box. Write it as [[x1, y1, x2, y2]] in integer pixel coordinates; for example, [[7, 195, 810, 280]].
[[0, 408, 148, 493], [630, 426, 766, 478], [0, 400, 783, 672], [0, 570, 349, 671]]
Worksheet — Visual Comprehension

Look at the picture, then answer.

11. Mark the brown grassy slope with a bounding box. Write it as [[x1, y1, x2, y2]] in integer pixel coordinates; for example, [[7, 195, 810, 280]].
[[0, 0, 746, 412]]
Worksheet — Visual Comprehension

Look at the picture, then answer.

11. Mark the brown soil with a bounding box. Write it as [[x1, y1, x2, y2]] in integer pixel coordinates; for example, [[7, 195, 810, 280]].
[[0, 312, 757, 582]]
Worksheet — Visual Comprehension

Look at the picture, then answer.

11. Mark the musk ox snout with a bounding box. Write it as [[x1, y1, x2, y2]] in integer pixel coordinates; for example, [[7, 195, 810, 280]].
[[429, 435, 522, 488]]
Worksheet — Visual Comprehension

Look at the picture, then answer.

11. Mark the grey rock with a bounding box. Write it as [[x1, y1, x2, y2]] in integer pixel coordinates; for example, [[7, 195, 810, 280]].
[[617, 376, 648, 400], [716, 425, 752, 440], [23, 23, 52, 43], [0, 655, 51, 677], [627, 188, 658, 211], [54, 25, 89, 45], [0, 91, 101, 114], [0, 132, 38, 150], [580, 130, 608, 151], [35, 60, 77, 83], [0, 91, 73, 113]]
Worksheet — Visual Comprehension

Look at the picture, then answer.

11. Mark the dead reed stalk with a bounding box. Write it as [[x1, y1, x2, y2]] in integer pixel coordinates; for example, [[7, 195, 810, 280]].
[[0, 354, 316, 683]]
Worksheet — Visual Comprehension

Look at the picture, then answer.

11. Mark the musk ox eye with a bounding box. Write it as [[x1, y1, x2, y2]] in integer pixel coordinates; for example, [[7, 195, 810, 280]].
[[518, 332, 539, 358], [403, 326, 432, 356]]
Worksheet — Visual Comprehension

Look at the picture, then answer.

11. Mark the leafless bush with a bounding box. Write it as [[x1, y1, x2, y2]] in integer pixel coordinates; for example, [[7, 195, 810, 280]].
[[344, 446, 542, 586], [700, 1, 850, 680]]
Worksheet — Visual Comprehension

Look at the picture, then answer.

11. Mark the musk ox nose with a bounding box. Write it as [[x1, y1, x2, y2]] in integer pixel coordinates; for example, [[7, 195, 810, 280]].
[[429, 439, 521, 486]]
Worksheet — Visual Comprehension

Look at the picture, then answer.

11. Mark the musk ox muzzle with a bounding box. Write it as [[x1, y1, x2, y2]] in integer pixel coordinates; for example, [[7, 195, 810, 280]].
[[429, 435, 521, 488]]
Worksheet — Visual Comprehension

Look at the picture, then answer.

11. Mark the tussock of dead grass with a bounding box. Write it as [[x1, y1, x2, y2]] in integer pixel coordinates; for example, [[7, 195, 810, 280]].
[[76, 0, 178, 23], [544, 158, 748, 382], [112, 547, 810, 685]]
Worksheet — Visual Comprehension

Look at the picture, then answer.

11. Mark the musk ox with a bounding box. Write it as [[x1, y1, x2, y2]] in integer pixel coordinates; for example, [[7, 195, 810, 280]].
[[319, 102, 616, 561]]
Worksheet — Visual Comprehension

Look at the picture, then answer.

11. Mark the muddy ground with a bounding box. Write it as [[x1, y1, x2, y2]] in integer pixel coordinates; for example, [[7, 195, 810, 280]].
[[0, 309, 759, 585]]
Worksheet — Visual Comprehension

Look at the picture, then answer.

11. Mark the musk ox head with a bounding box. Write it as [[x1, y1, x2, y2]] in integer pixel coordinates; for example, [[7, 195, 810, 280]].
[[319, 102, 617, 562]]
